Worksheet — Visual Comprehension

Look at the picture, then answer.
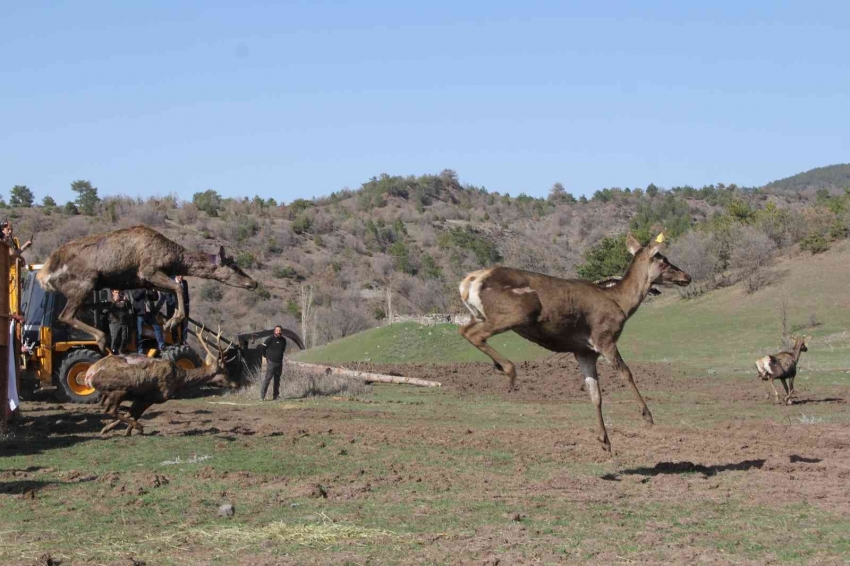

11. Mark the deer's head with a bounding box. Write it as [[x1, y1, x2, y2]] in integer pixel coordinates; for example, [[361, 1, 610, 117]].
[[795, 337, 809, 353], [626, 232, 692, 287], [211, 246, 259, 290], [194, 325, 243, 389]]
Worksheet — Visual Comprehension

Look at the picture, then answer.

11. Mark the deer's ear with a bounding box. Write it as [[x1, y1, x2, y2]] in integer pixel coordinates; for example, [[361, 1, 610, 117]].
[[625, 233, 642, 256]]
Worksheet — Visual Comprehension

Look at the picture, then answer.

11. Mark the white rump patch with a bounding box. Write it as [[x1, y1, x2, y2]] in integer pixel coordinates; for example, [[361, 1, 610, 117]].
[[41, 264, 68, 289], [466, 276, 488, 321], [756, 356, 773, 376], [511, 286, 535, 295], [460, 271, 491, 322]]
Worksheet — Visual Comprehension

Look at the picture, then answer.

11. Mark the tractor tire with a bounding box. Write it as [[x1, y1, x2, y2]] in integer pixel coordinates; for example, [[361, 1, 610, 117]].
[[161, 345, 203, 370], [56, 349, 103, 404]]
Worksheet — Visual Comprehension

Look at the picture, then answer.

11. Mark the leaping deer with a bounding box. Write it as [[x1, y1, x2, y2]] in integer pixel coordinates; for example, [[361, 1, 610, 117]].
[[459, 232, 691, 452], [37, 226, 258, 353]]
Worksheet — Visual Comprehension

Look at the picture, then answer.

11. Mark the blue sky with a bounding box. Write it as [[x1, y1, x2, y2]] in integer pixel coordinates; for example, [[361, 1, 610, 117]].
[[1, 1, 848, 205]]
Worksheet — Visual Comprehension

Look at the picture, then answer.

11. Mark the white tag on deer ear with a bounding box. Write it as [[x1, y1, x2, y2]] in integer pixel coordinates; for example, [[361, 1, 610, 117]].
[[655, 233, 665, 243]]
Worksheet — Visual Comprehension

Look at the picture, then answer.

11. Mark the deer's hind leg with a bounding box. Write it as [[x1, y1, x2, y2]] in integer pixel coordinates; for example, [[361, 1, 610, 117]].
[[101, 403, 137, 436], [768, 378, 781, 403], [601, 345, 653, 425], [58, 283, 108, 353], [460, 319, 522, 389], [125, 400, 155, 436], [459, 278, 541, 390], [576, 353, 611, 453]]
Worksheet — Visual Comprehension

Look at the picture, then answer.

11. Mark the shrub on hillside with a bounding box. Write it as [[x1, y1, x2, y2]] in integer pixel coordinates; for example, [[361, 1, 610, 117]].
[[200, 281, 223, 302], [575, 234, 634, 281], [292, 214, 312, 234], [799, 233, 830, 254]]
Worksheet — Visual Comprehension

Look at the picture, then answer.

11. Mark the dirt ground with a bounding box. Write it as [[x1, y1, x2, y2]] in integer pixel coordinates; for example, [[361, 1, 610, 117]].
[[4, 359, 850, 565], [344, 355, 838, 403]]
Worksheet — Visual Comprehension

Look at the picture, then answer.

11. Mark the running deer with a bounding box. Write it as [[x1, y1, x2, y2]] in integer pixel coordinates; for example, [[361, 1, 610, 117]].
[[756, 337, 808, 405], [37, 226, 258, 353], [87, 326, 242, 436], [459, 232, 691, 452]]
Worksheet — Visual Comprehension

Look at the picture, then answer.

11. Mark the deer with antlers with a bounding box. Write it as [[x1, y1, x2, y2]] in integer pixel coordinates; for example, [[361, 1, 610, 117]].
[[37, 225, 258, 353], [85, 326, 242, 436], [458, 232, 691, 452]]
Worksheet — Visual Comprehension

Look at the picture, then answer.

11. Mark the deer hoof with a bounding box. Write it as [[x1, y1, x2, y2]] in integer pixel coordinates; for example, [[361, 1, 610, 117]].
[[598, 435, 612, 453], [642, 407, 654, 425]]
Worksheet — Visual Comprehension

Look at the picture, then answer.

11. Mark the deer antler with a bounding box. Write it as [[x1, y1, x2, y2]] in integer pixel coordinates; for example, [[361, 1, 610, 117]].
[[215, 326, 224, 358], [193, 324, 217, 365]]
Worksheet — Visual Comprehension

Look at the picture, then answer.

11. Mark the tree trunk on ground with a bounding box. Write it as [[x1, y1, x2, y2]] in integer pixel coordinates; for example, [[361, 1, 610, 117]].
[[287, 361, 441, 387]]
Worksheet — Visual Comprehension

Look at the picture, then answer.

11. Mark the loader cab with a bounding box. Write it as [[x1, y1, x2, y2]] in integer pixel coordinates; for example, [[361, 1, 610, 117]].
[[18, 267, 202, 404]]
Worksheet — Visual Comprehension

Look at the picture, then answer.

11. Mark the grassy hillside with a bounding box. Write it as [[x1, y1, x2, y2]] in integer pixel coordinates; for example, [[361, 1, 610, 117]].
[[765, 163, 850, 195], [7, 163, 850, 350], [296, 241, 850, 376]]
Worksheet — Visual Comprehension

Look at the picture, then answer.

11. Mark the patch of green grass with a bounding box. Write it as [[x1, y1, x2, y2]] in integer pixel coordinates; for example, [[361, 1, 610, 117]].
[[295, 321, 549, 364]]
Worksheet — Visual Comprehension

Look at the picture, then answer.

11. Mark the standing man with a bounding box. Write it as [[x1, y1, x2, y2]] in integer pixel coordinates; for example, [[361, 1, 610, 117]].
[[130, 288, 166, 353], [259, 325, 288, 401], [165, 275, 191, 345], [105, 289, 132, 354]]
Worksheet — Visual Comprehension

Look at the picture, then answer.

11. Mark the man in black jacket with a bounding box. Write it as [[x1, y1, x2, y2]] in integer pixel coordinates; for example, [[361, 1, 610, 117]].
[[130, 288, 166, 353], [104, 290, 132, 353], [259, 325, 288, 401]]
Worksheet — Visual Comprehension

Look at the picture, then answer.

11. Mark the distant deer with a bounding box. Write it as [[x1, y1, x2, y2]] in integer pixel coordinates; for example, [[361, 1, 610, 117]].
[[86, 326, 242, 436], [756, 337, 808, 405], [459, 232, 691, 452], [37, 226, 258, 353]]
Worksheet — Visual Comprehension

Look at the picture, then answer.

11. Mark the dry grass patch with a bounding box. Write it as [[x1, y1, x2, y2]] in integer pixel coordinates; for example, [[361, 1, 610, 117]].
[[231, 364, 367, 401]]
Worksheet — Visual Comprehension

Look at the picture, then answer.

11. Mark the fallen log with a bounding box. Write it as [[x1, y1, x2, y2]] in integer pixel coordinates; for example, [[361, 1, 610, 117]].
[[287, 361, 441, 387]]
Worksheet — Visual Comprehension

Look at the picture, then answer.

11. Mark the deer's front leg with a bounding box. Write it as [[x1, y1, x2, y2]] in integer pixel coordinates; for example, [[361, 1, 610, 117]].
[[577, 353, 610, 453], [603, 345, 653, 425], [142, 271, 185, 332], [779, 378, 792, 405]]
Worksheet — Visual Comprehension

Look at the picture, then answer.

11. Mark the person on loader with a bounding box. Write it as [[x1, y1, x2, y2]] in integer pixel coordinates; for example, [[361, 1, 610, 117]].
[[1, 221, 32, 257], [104, 289, 132, 354], [130, 288, 166, 353]]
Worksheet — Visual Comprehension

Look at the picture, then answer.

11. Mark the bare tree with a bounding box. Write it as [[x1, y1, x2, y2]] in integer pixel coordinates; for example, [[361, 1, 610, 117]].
[[669, 231, 719, 284], [731, 226, 777, 293], [300, 284, 314, 348]]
